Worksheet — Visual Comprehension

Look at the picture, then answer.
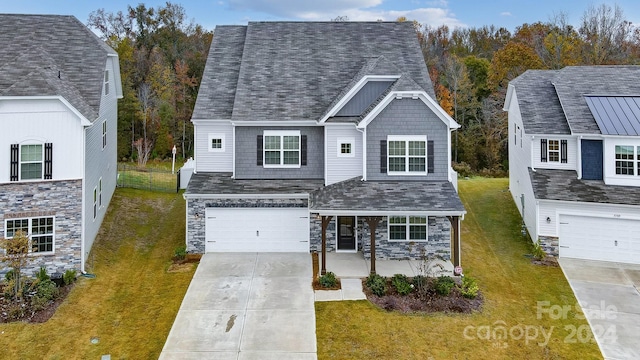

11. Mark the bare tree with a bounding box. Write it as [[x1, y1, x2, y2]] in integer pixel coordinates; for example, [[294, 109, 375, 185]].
[[579, 3, 634, 64], [136, 83, 154, 166]]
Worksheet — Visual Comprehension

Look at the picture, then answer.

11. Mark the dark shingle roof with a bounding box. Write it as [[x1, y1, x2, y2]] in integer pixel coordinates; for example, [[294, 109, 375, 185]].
[[185, 172, 324, 195], [0, 14, 116, 121], [194, 21, 434, 122], [529, 168, 640, 206], [310, 177, 465, 213], [510, 66, 640, 135]]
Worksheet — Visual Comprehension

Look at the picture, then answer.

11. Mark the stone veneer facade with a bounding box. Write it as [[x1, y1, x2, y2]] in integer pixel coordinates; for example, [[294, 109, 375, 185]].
[[0, 180, 83, 277], [538, 235, 559, 257], [310, 216, 451, 260], [186, 197, 308, 253]]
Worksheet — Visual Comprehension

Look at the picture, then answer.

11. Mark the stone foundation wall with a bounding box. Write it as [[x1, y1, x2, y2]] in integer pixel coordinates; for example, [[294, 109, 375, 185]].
[[186, 197, 308, 253], [310, 215, 451, 260], [0, 180, 82, 277], [538, 235, 559, 257]]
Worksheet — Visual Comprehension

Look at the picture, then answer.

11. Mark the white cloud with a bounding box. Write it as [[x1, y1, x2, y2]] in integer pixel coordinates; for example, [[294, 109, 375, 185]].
[[500, 11, 512, 17], [226, 0, 466, 28]]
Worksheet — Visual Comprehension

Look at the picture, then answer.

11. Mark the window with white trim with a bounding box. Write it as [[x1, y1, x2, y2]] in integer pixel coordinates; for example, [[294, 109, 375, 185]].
[[20, 144, 44, 180], [99, 178, 103, 208], [263, 130, 300, 167], [102, 120, 107, 149], [388, 216, 428, 241], [208, 133, 225, 152], [337, 137, 354, 157], [5, 217, 54, 253], [547, 139, 560, 162], [104, 70, 110, 96], [387, 135, 427, 174], [615, 145, 639, 176], [93, 186, 98, 220]]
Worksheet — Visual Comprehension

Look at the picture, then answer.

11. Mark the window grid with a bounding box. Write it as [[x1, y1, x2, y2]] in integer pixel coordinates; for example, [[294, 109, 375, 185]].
[[548, 140, 560, 162], [388, 216, 428, 241], [341, 143, 351, 154], [263, 133, 300, 167], [388, 138, 427, 174], [211, 138, 222, 149], [615, 145, 635, 175], [20, 144, 43, 180], [5, 217, 54, 253], [102, 121, 107, 149]]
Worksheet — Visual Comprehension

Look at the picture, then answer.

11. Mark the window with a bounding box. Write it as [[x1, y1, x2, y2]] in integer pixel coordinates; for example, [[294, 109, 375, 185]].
[[102, 120, 107, 149], [388, 216, 428, 241], [104, 70, 110, 96], [20, 144, 43, 180], [5, 217, 54, 253], [263, 131, 300, 167], [387, 136, 427, 174], [208, 134, 225, 152], [93, 187, 98, 220], [615, 145, 636, 175], [548, 140, 560, 162], [337, 137, 354, 157], [99, 178, 103, 208]]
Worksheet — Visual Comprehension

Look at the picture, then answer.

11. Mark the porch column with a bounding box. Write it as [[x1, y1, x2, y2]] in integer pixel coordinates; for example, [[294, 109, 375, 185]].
[[321, 215, 333, 275], [363, 216, 382, 275], [448, 216, 461, 270]]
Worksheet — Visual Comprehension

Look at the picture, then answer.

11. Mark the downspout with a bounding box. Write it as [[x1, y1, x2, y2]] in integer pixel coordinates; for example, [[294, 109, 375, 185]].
[[358, 126, 366, 181], [81, 124, 87, 273]]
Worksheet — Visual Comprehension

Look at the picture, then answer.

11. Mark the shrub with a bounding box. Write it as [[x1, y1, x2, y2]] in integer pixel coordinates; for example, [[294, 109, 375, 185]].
[[63, 269, 77, 286], [366, 273, 387, 296], [532, 241, 546, 260], [318, 272, 338, 288], [174, 245, 187, 261], [460, 276, 479, 299], [5, 269, 15, 281], [434, 276, 455, 296], [29, 278, 59, 311], [391, 274, 412, 296], [35, 267, 50, 282]]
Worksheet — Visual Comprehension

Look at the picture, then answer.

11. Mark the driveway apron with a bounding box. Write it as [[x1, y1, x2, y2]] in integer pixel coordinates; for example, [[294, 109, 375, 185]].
[[160, 253, 317, 360], [560, 258, 640, 360]]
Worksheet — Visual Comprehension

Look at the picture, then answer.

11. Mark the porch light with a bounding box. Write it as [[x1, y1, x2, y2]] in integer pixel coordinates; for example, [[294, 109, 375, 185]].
[[546, 217, 551, 224]]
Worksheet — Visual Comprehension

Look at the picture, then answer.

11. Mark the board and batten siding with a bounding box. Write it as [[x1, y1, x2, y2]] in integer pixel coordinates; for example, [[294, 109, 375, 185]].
[[84, 57, 120, 260], [366, 98, 448, 181], [538, 200, 640, 237], [194, 121, 233, 172], [0, 99, 84, 183], [507, 90, 538, 242], [531, 136, 577, 171], [325, 124, 363, 185], [234, 126, 324, 179]]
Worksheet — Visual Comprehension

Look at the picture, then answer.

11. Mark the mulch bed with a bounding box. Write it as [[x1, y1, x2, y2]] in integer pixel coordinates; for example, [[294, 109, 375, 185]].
[[0, 283, 75, 324], [531, 256, 559, 267], [362, 278, 483, 314]]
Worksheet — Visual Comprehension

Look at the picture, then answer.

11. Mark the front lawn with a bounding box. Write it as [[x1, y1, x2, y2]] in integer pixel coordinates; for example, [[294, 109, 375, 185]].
[[316, 178, 602, 359], [0, 189, 194, 359]]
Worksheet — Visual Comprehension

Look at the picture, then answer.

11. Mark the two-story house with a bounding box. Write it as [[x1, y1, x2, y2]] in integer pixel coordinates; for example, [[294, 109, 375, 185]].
[[184, 21, 465, 274], [0, 14, 123, 275], [505, 66, 640, 264]]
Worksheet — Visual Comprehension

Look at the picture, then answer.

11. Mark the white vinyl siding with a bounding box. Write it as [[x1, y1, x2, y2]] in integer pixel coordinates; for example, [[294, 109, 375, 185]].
[[194, 122, 233, 172], [538, 200, 640, 237], [532, 137, 577, 170], [604, 138, 640, 186], [325, 125, 363, 185]]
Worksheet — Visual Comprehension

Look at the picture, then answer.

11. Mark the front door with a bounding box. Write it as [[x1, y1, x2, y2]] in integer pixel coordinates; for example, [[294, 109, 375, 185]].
[[337, 216, 356, 251]]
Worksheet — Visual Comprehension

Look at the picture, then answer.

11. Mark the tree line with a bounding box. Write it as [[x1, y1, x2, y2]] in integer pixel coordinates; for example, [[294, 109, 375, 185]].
[[89, 3, 638, 172]]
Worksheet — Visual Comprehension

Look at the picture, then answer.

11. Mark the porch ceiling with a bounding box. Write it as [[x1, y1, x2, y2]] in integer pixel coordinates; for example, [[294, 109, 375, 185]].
[[310, 177, 465, 214]]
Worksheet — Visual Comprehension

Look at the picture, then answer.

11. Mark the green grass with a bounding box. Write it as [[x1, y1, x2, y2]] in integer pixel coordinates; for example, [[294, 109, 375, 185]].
[[117, 164, 178, 192], [316, 178, 602, 360], [0, 189, 194, 359]]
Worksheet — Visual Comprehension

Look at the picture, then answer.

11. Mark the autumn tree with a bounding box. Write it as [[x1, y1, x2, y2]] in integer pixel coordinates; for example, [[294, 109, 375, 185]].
[[579, 4, 634, 64], [0, 231, 31, 298]]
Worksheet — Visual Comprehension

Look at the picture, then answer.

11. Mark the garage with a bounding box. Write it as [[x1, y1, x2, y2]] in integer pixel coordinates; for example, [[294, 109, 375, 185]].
[[205, 208, 310, 252], [559, 214, 640, 264]]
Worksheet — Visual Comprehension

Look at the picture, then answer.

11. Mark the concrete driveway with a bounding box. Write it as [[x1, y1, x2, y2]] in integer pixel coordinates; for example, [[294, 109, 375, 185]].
[[560, 258, 640, 360], [160, 253, 317, 360]]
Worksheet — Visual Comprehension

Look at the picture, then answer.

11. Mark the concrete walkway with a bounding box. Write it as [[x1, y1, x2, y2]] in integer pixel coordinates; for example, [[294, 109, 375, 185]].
[[160, 253, 317, 360], [559, 258, 640, 360]]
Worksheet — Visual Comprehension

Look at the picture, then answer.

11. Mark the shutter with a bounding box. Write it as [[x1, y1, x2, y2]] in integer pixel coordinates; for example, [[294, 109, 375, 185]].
[[540, 139, 547, 162], [427, 140, 434, 173], [256, 135, 263, 166], [10, 144, 18, 181], [560, 140, 568, 163], [44, 143, 53, 179], [380, 140, 387, 173], [301, 135, 307, 166]]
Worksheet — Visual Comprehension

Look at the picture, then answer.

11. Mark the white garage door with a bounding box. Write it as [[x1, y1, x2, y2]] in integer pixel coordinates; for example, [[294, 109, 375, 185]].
[[205, 208, 310, 252], [559, 214, 640, 264]]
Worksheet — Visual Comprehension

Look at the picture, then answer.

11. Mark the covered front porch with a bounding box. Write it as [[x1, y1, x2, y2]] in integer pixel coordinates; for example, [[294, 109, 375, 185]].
[[320, 252, 454, 278]]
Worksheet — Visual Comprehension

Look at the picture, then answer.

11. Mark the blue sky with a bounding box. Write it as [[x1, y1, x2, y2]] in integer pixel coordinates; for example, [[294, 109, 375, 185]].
[[0, 1, 638, 32]]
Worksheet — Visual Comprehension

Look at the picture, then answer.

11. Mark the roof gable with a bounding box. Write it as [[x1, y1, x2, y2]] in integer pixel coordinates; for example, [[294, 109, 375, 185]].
[[0, 14, 117, 121], [194, 22, 435, 122]]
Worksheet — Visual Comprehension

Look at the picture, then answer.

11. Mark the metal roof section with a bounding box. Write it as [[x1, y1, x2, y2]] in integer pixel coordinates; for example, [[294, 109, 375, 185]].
[[585, 96, 640, 136]]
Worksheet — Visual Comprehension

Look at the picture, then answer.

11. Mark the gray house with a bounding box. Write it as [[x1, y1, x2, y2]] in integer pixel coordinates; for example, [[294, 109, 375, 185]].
[[505, 66, 640, 264], [184, 21, 465, 274], [0, 15, 123, 275]]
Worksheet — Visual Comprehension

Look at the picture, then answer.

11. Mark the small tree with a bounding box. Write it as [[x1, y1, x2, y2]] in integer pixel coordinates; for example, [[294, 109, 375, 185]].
[[0, 230, 31, 298]]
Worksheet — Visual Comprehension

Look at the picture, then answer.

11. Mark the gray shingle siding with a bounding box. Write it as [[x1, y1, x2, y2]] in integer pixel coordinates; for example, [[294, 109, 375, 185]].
[[234, 126, 324, 179], [366, 98, 448, 181]]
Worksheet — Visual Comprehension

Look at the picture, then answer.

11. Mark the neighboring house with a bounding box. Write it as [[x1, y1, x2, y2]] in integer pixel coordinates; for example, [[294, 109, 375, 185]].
[[504, 66, 640, 264], [0, 14, 123, 275], [184, 22, 465, 274]]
